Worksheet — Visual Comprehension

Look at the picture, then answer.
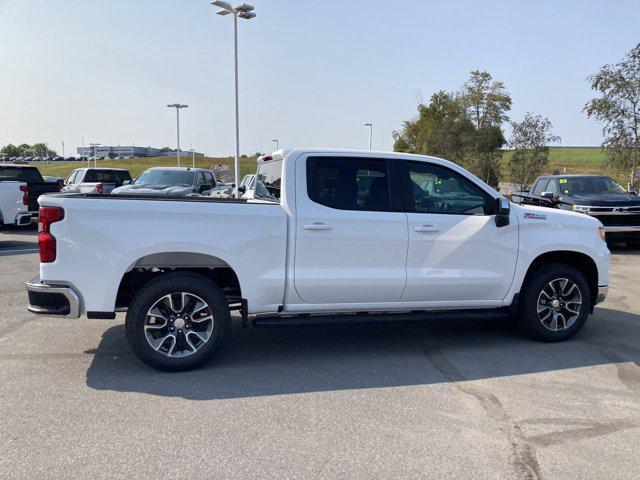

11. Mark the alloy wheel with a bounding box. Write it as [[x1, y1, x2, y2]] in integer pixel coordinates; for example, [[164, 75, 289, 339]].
[[144, 292, 215, 358], [536, 278, 583, 332]]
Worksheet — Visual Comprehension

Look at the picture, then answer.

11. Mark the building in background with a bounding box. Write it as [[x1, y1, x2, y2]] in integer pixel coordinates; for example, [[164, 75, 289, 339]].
[[76, 145, 204, 159]]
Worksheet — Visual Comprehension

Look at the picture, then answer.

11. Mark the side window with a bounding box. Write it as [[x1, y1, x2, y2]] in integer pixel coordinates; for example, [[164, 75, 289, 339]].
[[403, 161, 490, 215], [66, 171, 78, 184], [195, 172, 204, 187], [307, 157, 391, 212], [533, 179, 549, 196], [204, 172, 215, 187], [546, 179, 559, 196]]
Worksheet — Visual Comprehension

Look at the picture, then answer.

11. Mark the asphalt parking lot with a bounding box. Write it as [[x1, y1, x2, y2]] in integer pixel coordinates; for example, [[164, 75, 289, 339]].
[[1, 226, 639, 480]]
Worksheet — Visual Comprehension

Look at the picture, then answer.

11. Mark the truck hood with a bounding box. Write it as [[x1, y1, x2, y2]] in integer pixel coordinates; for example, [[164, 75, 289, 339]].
[[513, 203, 602, 228], [111, 184, 193, 196], [561, 193, 640, 207]]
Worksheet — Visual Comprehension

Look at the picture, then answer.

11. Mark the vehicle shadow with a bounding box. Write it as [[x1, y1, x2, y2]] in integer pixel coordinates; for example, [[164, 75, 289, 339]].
[[85, 307, 640, 400]]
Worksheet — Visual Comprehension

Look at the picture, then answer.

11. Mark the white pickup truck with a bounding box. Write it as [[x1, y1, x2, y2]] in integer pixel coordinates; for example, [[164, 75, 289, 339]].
[[27, 149, 611, 371], [0, 181, 31, 228]]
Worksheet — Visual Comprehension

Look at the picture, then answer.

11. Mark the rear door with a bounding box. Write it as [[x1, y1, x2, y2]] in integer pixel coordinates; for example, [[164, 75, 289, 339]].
[[293, 155, 408, 305], [400, 160, 518, 303]]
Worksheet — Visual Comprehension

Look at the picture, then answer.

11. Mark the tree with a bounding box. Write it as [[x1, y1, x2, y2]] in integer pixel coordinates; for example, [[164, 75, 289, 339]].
[[508, 113, 561, 191], [0, 144, 21, 157], [393, 70, 511, 187], [393, 91, 475, 165], [458, 71, 512, 187], [32, 143, 48, 156], [584, 43, 640, 189]]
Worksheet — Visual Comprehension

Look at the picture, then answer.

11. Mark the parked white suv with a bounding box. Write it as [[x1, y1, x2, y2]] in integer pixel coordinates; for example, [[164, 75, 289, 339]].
[[27, 149, 610, 371]]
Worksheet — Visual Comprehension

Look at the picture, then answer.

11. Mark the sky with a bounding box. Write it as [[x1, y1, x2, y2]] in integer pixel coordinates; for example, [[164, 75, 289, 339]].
[[1, 0, 639, 157]]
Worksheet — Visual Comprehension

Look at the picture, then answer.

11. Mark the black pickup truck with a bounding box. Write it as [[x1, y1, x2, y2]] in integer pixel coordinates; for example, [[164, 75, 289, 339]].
[[511, 174, 640, 246], [0, 164, 62, 219]]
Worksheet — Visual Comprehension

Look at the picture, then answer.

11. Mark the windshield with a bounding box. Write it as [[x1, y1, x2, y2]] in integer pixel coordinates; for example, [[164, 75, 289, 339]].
[[133, 170, 194, 187], [559, 176, 626, 196]]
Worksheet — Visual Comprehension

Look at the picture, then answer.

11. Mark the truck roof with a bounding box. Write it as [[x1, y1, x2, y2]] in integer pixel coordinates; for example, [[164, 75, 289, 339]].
[[146, 167, 208, 171], [540, 174, 609, 178], [0, 164, 38, 168]]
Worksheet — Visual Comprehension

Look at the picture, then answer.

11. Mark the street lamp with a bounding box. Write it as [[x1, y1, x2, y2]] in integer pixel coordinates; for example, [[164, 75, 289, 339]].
[[364, 123, 373, 150], [167, 103, 188, 167], [273, 139, 279, 150], [90, 143, 100, 167], [210, 1, 257, 197]]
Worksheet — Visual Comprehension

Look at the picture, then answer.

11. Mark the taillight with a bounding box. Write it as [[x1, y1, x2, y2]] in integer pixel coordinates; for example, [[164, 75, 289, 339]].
[[95, 183, 104, 194], [38, 206, 64, 263], [19, 185, 28, 205]]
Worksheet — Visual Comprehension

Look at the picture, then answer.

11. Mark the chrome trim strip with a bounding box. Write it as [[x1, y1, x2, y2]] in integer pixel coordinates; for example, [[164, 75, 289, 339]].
[[603, 225, 640, 233], [26, 275, 81, 319], [596, 286, 608, 305]]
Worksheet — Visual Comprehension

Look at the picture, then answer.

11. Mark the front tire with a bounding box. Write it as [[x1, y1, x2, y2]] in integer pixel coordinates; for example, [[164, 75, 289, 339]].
[[125, 272, 230, 371], [517, 263, 591, 342]]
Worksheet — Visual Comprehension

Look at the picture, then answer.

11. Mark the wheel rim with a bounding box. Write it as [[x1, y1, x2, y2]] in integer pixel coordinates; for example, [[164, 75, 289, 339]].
[[536, 278, 583, 332], [144, 292, 215, 358]]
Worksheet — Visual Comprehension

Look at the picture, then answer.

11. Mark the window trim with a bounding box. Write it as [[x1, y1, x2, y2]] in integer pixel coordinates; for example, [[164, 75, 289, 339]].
[[398, 160, 495, 216], [305, 156, 403, 213]]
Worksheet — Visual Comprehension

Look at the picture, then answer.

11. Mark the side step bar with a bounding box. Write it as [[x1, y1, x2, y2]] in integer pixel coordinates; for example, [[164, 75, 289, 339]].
[[252, 309, 510, 328]]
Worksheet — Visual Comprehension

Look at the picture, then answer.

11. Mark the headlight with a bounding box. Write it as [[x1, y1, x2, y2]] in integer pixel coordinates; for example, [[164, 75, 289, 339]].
[[573, 205, 590, 213], [598, 227, 606, 242]]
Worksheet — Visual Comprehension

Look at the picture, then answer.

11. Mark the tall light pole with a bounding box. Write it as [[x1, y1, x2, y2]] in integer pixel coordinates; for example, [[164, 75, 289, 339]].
[[210, 1, 256, 197], [90, 143, 100, 167], [167, 103, 188, 167], [272, 139, 279, 151], [364, 123, 373, 150]]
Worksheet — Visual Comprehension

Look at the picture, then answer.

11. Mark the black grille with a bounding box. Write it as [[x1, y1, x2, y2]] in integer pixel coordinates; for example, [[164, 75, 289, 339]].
[[596, 214, 640, 226]]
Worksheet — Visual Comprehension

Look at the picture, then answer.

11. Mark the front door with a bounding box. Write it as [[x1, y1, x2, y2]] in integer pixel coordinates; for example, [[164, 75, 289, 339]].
[[294, 155, 408, 305], [400, 160, 518, 303]]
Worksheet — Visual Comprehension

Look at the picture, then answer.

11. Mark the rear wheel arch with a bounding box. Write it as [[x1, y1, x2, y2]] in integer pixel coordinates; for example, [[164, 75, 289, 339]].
[[522, 251, 599, 312], [116, 252, 242, 310]]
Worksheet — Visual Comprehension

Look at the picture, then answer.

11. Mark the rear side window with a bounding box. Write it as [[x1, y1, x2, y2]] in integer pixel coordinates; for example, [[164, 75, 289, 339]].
[[307, 157, 392, 212], [255, 160, 283, 201]]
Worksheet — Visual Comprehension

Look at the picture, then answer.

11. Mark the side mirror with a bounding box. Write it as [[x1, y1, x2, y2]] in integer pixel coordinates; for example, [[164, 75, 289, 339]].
[[629, 189, 638, 196], [123, 180, 131, 185], [540, 191, 556, 199], [495, 197, 511, 227], [199, 184, 212, 193], [237, 186, 246, 194]]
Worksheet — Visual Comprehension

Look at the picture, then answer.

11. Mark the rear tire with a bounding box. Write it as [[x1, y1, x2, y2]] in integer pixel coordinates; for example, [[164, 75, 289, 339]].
[[125, 272, 230, 371], [517, 263, 591, 342]]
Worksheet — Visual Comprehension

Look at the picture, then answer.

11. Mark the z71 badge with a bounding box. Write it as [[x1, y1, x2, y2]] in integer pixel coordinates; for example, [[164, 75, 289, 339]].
[[524, 212, 547, 220]]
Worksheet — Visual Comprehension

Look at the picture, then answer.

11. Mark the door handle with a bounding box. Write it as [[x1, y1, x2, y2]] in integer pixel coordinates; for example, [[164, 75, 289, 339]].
[[414, 225, 439, 233], [303, 223, 333, 231]]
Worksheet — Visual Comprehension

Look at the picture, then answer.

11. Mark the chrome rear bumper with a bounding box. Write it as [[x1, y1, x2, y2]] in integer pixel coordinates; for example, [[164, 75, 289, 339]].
[[26, 275, 81, 319]]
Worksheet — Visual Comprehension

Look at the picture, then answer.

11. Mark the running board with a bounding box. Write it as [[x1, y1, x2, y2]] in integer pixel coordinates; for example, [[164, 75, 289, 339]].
[[252, 309, 510, 328]]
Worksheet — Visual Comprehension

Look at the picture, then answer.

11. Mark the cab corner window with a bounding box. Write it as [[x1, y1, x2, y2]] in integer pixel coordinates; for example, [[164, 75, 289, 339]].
[[307, 157, 391, 212], [255, 160, 282, 201], [404, 161, 490, 215]]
